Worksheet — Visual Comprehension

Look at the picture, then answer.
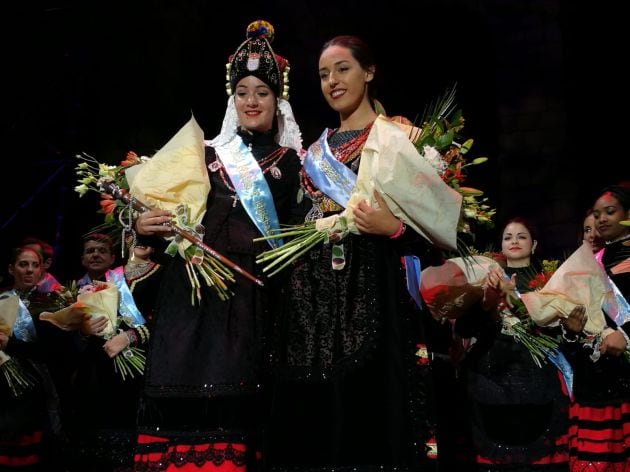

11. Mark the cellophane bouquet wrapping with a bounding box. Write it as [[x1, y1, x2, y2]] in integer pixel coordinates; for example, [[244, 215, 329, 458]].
[[420, 255, 501, 320], [521, 243, 610, 336]]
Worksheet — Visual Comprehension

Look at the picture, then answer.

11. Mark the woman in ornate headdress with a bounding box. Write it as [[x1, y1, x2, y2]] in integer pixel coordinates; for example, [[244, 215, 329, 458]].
[[264, 35, 444, 471], [133, 20, 305, 472]]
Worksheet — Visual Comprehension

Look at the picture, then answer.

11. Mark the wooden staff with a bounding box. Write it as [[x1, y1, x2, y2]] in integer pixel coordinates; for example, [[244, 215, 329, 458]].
[[99, 179, 264, 287]]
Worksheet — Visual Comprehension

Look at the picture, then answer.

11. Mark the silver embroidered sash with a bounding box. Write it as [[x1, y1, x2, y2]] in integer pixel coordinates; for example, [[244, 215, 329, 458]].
[[215, 136, 282, 248]]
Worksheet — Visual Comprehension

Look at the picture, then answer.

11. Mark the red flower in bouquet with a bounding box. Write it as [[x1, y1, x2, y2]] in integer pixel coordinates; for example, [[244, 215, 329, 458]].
[[527, 259, 560, 291], [528, 272, 551, 291]]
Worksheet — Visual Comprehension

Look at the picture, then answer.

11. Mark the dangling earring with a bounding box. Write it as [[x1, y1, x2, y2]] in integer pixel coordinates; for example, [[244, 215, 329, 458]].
[[531, 248, 535, 255]]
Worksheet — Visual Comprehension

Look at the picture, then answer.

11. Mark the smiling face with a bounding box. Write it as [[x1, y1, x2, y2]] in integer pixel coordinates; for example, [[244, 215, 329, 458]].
[[501, 222, 537, 268], [234, 75, 277, 134], [583, 213, 604, 252], [593, 191, 630, 242], [318, 44, 374, 119]]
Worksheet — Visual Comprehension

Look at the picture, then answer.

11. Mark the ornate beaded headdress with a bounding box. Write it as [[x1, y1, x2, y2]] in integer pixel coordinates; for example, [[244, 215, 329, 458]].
[[226, 20, 290, 100], [210, 20, 302, 153]]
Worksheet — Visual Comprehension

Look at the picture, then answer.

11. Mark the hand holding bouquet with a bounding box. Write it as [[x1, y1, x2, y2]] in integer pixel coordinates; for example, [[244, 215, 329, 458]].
[[76, 281, 146, 379], [420, 255, 500, 320], [256, 89, 495, 276], [75, 116, 251, 303], [256, 116, 465, 276], [0, 294, 36, 397]]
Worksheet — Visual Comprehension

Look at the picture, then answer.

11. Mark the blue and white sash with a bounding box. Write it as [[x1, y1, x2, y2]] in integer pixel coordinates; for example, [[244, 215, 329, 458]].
[[1, 290, 37, 342], [215, 136, 282, 248], [303, 129, 357, 207]]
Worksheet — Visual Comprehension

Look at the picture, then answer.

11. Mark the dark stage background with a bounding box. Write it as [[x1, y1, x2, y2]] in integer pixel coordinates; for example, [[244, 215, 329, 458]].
[[1, 0, 627, 283]]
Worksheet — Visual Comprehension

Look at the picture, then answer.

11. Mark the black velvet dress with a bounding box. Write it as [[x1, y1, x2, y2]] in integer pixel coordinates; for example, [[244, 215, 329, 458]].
[[455, 265, 570, 472], [265, 128, 441, 471], [135, 129, 304, 472]]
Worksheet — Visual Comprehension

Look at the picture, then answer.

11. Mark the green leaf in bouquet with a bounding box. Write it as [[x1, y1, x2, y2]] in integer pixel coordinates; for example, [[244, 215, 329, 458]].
[[435, 130, 454, 149]]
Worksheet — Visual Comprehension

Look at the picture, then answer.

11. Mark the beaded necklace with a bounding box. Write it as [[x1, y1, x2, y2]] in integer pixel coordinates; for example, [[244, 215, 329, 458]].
[[300, 124, 372, 198], [124, 260, 157, 281]]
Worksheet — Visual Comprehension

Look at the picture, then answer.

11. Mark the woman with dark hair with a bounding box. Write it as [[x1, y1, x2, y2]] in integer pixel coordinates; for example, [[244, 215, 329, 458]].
[[581, 208, 604, 254], [565, 185, 630, 470], [455, 217, 574, 471], [133, 20, 305, 472], [265, 34, 443, 471], [0, 246, 66, 471]]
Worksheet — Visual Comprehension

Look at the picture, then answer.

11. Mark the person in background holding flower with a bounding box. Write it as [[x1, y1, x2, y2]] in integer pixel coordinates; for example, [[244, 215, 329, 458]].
[[66, 232, 149, 472], [264, 35, 444, 471], [454, 217, 578, 471], [564, 185, 630, 471], [132, 20, 305, 471], [0, 246, 67, 470]]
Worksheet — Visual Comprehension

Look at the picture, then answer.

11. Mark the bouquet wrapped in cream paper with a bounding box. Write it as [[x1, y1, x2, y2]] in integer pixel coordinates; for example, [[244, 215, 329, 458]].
[[521, 243, 611, 337], [77, 281, 119, 338], [125, 116, 209, 254], [125, 116, 235, 301], [256, 116, 464, 276], [77, 281, 147, 379], [0, 294, 36, 396], [75, 116, 236, 302]]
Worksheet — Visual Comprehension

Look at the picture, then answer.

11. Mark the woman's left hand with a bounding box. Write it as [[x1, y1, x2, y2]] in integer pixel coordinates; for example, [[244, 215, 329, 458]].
[[352, 190, 400, 236], [103, 331, 129, 358]]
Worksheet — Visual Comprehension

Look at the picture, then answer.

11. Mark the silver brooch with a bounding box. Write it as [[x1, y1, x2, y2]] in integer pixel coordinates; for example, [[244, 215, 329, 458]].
[[269, 166, 282, 179], [208, 161, 222, 172]]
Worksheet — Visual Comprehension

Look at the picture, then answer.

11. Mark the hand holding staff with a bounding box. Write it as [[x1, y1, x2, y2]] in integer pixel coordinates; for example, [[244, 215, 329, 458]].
[[99, 179, 264, 287]]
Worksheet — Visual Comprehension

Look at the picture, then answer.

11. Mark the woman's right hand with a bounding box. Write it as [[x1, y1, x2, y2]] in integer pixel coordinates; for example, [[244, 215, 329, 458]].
[[0, 332, 8, 351], [560, 305, 587, 334], [135, 210, 174, 236]]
